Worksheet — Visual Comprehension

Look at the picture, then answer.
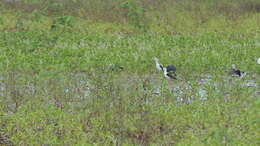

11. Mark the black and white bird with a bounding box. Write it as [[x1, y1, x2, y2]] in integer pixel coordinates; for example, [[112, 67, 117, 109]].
[[229, 64, 246, 78], [163, 67, 177, 79], [153, 57, 177, 79]]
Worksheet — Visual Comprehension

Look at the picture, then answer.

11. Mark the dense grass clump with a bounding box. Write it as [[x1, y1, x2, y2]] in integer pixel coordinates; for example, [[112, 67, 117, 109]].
[[0, 0, 260, 145]]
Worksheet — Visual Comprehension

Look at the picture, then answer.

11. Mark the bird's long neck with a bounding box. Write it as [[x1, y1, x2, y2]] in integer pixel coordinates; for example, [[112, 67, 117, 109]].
[[155, 60, 163, 70], [155, 60, 160, 66]]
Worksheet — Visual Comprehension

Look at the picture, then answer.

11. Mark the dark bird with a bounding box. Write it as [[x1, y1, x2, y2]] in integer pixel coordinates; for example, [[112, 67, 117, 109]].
[[229, 64, 246, 77]]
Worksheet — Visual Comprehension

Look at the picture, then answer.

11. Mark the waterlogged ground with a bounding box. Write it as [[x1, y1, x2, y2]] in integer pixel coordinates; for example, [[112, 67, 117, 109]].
[[0, 72, 258, 112], [0, 31, 259, 145]]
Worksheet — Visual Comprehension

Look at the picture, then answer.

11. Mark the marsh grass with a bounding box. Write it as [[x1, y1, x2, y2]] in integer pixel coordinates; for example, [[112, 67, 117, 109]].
[[0, 28, 259, 145], [0, 0, 260, 145], [1, 0, 260, 33]]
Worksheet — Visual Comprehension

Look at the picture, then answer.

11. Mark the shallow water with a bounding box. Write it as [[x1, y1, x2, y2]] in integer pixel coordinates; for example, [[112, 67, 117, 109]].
[[0, 72, 258, 113], [150, 73, 258, 104]]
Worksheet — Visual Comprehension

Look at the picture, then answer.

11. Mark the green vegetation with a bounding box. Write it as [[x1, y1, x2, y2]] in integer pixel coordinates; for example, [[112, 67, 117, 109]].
[[0, 0, 259, 145]]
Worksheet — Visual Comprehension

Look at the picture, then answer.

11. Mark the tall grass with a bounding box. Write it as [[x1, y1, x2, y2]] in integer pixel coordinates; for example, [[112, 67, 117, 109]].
[[1, 0, 260, 33]]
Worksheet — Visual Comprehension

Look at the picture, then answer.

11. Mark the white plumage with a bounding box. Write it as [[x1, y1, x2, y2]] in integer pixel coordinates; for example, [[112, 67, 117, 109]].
[[153, 57, 163, 72], [153, 57, 177, 79]]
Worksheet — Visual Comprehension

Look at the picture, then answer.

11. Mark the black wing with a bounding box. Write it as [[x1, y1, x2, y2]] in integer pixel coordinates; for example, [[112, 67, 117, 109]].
[[229, 69, 242, 77], [166, 65, 176, 72], [159, 64, 164, 72], [236, 70, 242, 76], [167, 72, 177, 79]]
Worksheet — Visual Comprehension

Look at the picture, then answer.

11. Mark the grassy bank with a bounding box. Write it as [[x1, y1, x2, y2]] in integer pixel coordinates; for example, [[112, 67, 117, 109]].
[[1, 0, 260, 33], [0, 0, 260, 145]]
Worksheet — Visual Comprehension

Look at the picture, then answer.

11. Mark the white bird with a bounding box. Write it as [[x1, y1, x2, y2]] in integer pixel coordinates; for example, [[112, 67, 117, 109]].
[[153, 57, 164, 72], [153, 57, 177, 79], [257, 58, 260, 64]]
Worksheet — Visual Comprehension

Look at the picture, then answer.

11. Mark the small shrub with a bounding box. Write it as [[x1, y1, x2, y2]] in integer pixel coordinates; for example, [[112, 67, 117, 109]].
[[51, 15, 75, 31], [240, 1, 260, 13], [117, 0, 148, 32]]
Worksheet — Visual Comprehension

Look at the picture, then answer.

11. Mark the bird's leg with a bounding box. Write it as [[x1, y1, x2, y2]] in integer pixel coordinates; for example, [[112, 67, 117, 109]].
[[167, 79, 174, 91], [161, 78, 168, 103]]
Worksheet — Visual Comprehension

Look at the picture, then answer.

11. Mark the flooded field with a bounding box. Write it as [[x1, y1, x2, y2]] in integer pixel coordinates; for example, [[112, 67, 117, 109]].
[[0, 9, 259, 143], [1, 71, 258, 114]]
